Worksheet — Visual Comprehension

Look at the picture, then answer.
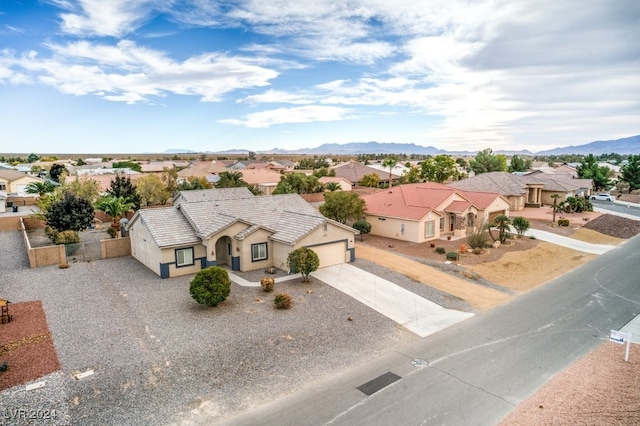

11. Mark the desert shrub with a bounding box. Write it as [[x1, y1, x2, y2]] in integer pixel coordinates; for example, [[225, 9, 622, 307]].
[[189, 266, 231, 307], [473, 247, 483, 255], [287, 247, 320, 282], [352, 220, 371, 241], [106, 226, 118, 239], [435, 247, 445, 254], [260, 277, 275, 292], [512, 216, 530, 236], [466, 223, 489, 249], [54, 230, 80, 245], [0, 362, 7, 372], [274, 293, 292, 309], [558, 218, 570, 227], [44, 226, 58, 243], [446, 252, 458, 261]]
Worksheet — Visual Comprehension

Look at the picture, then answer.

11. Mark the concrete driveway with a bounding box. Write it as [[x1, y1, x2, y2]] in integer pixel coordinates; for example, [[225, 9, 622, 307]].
[[313, 264, 474, 338]]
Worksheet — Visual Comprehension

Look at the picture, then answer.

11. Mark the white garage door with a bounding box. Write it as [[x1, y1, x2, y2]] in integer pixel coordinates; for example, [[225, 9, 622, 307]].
[[309, 242, 346, 268]]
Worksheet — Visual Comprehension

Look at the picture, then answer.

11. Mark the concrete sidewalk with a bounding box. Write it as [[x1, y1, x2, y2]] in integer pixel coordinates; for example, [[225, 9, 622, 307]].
[[313, 264, 474, 337], [522, 228, 617, 255]]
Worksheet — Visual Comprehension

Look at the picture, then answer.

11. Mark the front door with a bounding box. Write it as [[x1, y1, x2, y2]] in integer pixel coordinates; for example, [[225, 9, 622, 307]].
[[449, 213, 456, 232]]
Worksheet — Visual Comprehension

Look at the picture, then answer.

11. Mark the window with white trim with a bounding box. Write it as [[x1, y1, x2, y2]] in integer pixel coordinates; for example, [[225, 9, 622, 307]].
[[439, 217, 445, 231], [175, 247, 194, 267], [425, 220, 435, 238], [251, 242, 268, 261]]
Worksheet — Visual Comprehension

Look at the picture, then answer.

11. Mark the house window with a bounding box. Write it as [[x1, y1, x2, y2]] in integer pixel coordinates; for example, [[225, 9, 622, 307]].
[[175, 247, 194, 267], [425, 220, 435, 238], [401, 223, 405, 235], [439, 217, 445, 231], [0, 183, 5, 191], [251, 243, 268, 261], [323, 223, 328, 233]]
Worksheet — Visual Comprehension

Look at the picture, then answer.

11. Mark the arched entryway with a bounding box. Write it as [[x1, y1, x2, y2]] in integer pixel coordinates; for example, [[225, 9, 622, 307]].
[[215, 236, 233, 268]]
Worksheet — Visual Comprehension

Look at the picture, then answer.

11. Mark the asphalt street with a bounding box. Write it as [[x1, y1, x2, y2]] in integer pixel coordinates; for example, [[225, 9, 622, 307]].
[[220, 234, 640, 426], [591, 198, 640, 219]]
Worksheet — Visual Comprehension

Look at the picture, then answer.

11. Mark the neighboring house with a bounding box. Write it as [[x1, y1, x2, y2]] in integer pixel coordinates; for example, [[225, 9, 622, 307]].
[[525, 170, 594, 200], [0, 194, 6, 213], [239, 169, 283, 195], [361, 182, 510, 243], [331, 161, 401, 187], [139, 160, 189, 173], [449, 172, 545, 211], [177, 161, 228, 183], [318, 176, 353, 191], [0, 169, 45, 196], [128, 190, 358, 278]]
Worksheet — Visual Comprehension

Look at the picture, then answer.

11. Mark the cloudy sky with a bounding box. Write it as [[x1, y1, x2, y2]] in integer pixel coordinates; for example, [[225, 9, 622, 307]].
[[1, 0, 638, 154]]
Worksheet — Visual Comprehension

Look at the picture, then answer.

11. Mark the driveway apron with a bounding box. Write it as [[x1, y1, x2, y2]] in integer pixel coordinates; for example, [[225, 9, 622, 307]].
[[313, 263, 474, 338]]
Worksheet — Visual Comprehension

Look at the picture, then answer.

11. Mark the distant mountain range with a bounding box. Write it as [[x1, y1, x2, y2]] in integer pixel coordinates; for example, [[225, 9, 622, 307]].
[[165, 135, 640, 156]]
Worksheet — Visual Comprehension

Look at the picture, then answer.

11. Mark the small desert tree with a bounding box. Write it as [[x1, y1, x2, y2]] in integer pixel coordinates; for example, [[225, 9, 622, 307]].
[[550, 194, 560, 223], [352, 219, 371, 241], [45, 191, 95, 233], [512, 216, 530, 237], [487, 214, 511, 243], [287, 247, 320, 282], [189, 266, 231, 307]]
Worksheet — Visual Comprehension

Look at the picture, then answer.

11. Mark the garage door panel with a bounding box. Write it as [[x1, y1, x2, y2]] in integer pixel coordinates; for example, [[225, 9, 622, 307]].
[[310, 242, 346, 268]]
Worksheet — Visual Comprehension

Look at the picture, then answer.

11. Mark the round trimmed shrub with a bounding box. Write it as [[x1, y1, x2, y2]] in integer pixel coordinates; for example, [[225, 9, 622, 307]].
[[189, 266, 231, 307], [260, 277, 275, 292], [274, 293, 292, 309]]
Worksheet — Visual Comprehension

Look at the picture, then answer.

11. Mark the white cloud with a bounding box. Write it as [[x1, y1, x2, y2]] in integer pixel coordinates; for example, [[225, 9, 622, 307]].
[[1, 40, 279, 102], [219, 105, 353, 128], [51, 0, 166, 37]]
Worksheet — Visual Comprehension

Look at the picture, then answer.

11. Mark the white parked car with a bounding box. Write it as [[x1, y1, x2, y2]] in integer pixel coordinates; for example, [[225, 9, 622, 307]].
[[590, 193, 614, 201]]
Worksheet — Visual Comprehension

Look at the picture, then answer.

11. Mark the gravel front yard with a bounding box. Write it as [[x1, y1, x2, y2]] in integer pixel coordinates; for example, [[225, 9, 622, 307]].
[[0, 231, 422, 425]]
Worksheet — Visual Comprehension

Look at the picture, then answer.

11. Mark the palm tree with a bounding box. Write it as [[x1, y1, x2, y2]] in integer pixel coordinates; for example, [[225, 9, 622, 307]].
[[95, 195, 135, 230], [25, 181, 57, 197], [382, 157, 397, 188], [551, 194, 560, 223], [216, 171, 247, 188], [487, 214, 511, 243], [324, 182, 342, 192]]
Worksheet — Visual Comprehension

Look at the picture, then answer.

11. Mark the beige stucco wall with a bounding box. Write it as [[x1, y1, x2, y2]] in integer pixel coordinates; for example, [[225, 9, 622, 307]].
[[5, 175, 43, 194], [479, 197, 511, 224], [129, 221, 163, 275], [236, 228, 274, 272], [541, 191, 574, 205], [365, 213, 439, 244]]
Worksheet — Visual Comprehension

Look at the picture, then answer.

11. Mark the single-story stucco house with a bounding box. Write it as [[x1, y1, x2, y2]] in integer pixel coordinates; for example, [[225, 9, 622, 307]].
[[128, 189, 358, 278], [361, 182, 510, 243]]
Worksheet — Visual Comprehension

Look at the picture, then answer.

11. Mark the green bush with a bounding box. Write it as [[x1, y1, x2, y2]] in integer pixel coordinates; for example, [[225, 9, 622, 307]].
[[466, 225, 488, 250], [558, 218, 570, 227], [446, 252, 458, 261], [260, 277, 275, 292], [435, 247, 446, 254], [55, 230, 80, 245], [274, 293, 292, 309], [189, 266, 231, 307], [106, 226, 118, 239], [287, 247, 320, 282], [512, 216, 530, 236]]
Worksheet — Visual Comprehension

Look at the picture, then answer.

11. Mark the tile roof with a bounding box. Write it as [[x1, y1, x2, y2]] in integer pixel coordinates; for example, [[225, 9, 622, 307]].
[[332, 162, 400, 183], [239, 169, 283, 185], [445, 201, 472, 213], [179, 193, 333, 244], [449, 172, 540, 196], [362, 182, 504, 220], [132, 207, 200, 247], [0, 169, 30, 181], [174, 187, 254, 204]]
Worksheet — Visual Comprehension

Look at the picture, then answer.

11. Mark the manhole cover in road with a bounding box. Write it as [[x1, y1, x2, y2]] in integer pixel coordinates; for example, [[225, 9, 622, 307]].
[[410, 358, 428, 368]]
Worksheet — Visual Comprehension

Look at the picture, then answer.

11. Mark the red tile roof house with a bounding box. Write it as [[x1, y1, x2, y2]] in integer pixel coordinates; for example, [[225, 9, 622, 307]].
[[361, 183, 510, 243]]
